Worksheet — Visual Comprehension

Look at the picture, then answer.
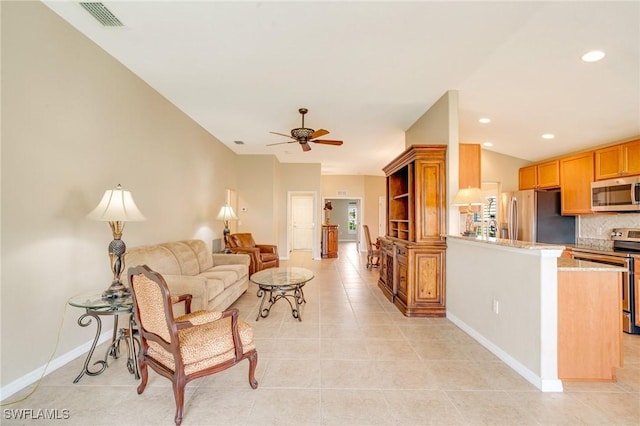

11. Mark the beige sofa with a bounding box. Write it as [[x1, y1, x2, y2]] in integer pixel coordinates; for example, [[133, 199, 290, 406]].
[[125, 239, 250, 313]]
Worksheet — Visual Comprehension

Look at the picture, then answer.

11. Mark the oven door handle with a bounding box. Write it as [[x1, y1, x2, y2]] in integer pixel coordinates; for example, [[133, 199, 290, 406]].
[[571, 252, 630, 268]]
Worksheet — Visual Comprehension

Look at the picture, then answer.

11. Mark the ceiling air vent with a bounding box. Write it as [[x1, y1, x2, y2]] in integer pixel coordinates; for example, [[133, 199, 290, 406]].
[[80, 2, 124, 27]]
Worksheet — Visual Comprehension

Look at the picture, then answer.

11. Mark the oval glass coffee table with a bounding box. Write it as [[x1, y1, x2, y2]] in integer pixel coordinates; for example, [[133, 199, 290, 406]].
[[250, 267, 314, 321]]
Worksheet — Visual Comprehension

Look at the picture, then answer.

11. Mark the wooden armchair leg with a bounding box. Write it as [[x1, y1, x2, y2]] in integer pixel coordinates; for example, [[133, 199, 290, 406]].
[[248, 351, 258, 389]]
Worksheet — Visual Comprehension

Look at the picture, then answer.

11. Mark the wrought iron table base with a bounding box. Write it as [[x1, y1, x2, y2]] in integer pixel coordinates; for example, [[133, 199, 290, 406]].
[[73, 310, 139, 383], [256, 284, 306, 321]]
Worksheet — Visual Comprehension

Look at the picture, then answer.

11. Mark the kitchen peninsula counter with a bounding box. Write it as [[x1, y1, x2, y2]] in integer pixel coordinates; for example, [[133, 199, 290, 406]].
[[446, 235, 624, 391]]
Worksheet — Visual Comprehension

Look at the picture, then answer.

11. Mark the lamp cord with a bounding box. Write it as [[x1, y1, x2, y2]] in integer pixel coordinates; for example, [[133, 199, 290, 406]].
[[1, 298, 71, 406]]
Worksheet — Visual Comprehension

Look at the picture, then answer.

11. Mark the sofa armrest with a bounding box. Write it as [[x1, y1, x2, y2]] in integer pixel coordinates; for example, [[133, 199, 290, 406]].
[[212, 252, 251, 267], [256, 244, 278, 255], [161, 274, 208, 302]]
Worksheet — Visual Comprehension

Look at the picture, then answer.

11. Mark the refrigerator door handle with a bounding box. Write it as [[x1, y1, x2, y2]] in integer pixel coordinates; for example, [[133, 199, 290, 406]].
[[509, 197, 518, 240], [507, 197, 512, 240]]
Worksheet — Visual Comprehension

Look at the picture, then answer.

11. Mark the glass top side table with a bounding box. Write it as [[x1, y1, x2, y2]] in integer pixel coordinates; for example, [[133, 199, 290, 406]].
[[68, 293, 139, 383], [250, 267, 314, 321]]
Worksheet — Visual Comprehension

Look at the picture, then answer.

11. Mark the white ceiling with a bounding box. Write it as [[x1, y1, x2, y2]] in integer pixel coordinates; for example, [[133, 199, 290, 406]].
[[43, 1, 640, 176]]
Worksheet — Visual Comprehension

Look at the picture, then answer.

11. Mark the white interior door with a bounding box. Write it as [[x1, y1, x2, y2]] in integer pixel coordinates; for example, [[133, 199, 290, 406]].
[[291, 194, 314, 250]]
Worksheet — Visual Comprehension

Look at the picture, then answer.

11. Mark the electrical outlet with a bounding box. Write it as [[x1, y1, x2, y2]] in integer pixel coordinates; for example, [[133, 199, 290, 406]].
[[492, 299, 500, 314]]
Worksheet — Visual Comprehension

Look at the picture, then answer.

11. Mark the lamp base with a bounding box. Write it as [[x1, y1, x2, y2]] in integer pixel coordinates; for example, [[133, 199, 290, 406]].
[[461, 231, 478, 238], [102, 280, 130, 299]]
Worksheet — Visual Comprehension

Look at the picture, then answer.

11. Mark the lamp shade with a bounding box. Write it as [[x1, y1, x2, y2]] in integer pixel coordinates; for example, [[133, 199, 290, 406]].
[[452, 187, 486, 206], [87, 184, 146, 222], [216, 204, 238, 221]]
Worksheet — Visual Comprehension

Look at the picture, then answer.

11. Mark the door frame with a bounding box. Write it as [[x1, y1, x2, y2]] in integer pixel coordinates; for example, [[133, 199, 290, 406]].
[[287, 191, 320, 260], [321, 196, 365, 252]]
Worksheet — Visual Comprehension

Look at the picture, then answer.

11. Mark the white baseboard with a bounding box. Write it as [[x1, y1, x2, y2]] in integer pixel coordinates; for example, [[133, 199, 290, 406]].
[[447, 311, 563, 393], [1, 331, 112, 401]]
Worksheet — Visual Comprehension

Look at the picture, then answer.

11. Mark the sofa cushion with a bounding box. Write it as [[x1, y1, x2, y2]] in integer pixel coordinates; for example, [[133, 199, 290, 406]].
[[161, 242, 200, 276], [205, 278, 225, 301], [183, 240, 214, 272], [125, 245, 181, 278], [203, 264, 248, 280], [200, 270, 239, 290]]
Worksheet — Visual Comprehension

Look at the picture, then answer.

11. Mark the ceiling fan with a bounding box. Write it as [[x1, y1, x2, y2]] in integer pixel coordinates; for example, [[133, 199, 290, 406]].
[[267, 108, 344, 152]]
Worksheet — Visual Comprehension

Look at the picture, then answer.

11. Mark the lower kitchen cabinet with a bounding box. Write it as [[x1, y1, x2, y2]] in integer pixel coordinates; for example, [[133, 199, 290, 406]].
[[636, 258, 640, 328], [378, 238, 446, 317], [557, 269, 622, 381]]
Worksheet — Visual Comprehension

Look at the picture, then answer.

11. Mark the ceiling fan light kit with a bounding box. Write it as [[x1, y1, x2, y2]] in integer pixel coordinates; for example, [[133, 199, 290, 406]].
[[267, 108, 344, 152]]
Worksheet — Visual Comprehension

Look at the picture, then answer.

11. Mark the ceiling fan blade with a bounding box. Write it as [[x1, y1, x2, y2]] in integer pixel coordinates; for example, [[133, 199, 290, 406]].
[[269, 131, 295, 140], [301, 142, 312, 152], [311, 139, 344, 146], [266, 141, 297, 146], [311, 128, 329, 139]]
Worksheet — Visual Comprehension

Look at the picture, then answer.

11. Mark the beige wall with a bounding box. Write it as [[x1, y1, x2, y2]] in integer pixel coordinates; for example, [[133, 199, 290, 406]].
[[1, 1, 240, 388], [279, 163, 322, 258], [321, 175, 385, 244], [482, 149, 532, 192], [405, 90, 459, 234], [235, 155, 279, 245]]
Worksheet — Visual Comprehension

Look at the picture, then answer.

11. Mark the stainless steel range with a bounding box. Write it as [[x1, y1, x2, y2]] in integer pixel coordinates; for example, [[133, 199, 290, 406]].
[[571, 228, 640, 334]]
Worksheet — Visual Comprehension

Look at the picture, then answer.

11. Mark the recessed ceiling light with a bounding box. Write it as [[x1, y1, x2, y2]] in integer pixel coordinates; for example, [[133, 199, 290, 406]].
[[541, 134, 555, 140], [478, 118, 491, 124], [483, 142, 493, 147], [581, 50, 605, 62]]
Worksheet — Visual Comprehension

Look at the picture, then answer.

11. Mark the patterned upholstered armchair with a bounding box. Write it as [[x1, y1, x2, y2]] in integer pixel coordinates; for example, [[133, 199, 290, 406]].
[[227, 233, 279, 275], [128, 265, 258, 426]]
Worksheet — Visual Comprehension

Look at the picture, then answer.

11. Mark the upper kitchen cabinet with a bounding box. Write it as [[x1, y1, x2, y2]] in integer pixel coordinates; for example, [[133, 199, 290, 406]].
[[519, 160, 560, 190], [459, 143, 481, 189], [595, 139, 640, 180], [560, 152, 594, 215]]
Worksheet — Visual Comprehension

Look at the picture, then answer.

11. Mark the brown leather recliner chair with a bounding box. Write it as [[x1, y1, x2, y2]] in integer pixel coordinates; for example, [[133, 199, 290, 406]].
[[227, 233, 279, 275]]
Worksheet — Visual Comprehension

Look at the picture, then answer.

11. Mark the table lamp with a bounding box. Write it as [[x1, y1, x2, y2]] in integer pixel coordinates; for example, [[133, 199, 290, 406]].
[[452, 187, 486, 237], [217, 204, 238, 253], [88, 184, 146, 298]]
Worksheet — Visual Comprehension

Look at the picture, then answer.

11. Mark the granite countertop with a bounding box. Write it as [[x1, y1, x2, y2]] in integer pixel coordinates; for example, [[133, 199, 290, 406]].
[[446, 234, 566, 251], [557, 257, 628, 272]]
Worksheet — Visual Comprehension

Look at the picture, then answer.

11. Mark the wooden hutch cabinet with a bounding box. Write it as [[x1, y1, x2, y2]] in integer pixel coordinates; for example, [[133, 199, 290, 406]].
[[378, 145, 447, 317]]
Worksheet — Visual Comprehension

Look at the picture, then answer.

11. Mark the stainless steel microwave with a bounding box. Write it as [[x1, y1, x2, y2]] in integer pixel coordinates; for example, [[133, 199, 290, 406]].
[[591, 176, 640, 212]]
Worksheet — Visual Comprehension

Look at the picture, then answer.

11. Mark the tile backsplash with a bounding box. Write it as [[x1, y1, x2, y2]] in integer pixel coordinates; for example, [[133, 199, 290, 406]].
[[578, 213, 640, 247]]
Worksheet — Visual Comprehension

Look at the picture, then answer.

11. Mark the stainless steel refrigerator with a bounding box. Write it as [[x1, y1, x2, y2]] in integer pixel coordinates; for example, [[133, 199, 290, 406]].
[[499, 189, 576, 244]]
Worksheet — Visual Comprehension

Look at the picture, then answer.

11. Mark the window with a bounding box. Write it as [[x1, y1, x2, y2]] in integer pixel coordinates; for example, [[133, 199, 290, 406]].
[[348, 205, 357, 234]]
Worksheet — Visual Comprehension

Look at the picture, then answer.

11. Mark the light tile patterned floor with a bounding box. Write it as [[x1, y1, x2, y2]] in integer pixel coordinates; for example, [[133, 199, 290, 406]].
[[3, 243, 639, 425]]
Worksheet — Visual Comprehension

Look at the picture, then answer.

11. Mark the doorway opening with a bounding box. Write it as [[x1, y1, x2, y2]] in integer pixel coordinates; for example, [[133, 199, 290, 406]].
[[322, 197, 364, 251]]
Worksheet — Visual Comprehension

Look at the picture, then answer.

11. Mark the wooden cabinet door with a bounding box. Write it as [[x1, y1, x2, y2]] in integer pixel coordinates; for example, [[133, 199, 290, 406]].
[[459, 143, 481, 189], [560, 152, 594, 215], [519, 165, 537, 190], [414, 158, 446, 242], [625, 140, 640, 176], [406, 248, 446, 316], [537, 160, 560, 188], [595, 145, 623, 180]]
